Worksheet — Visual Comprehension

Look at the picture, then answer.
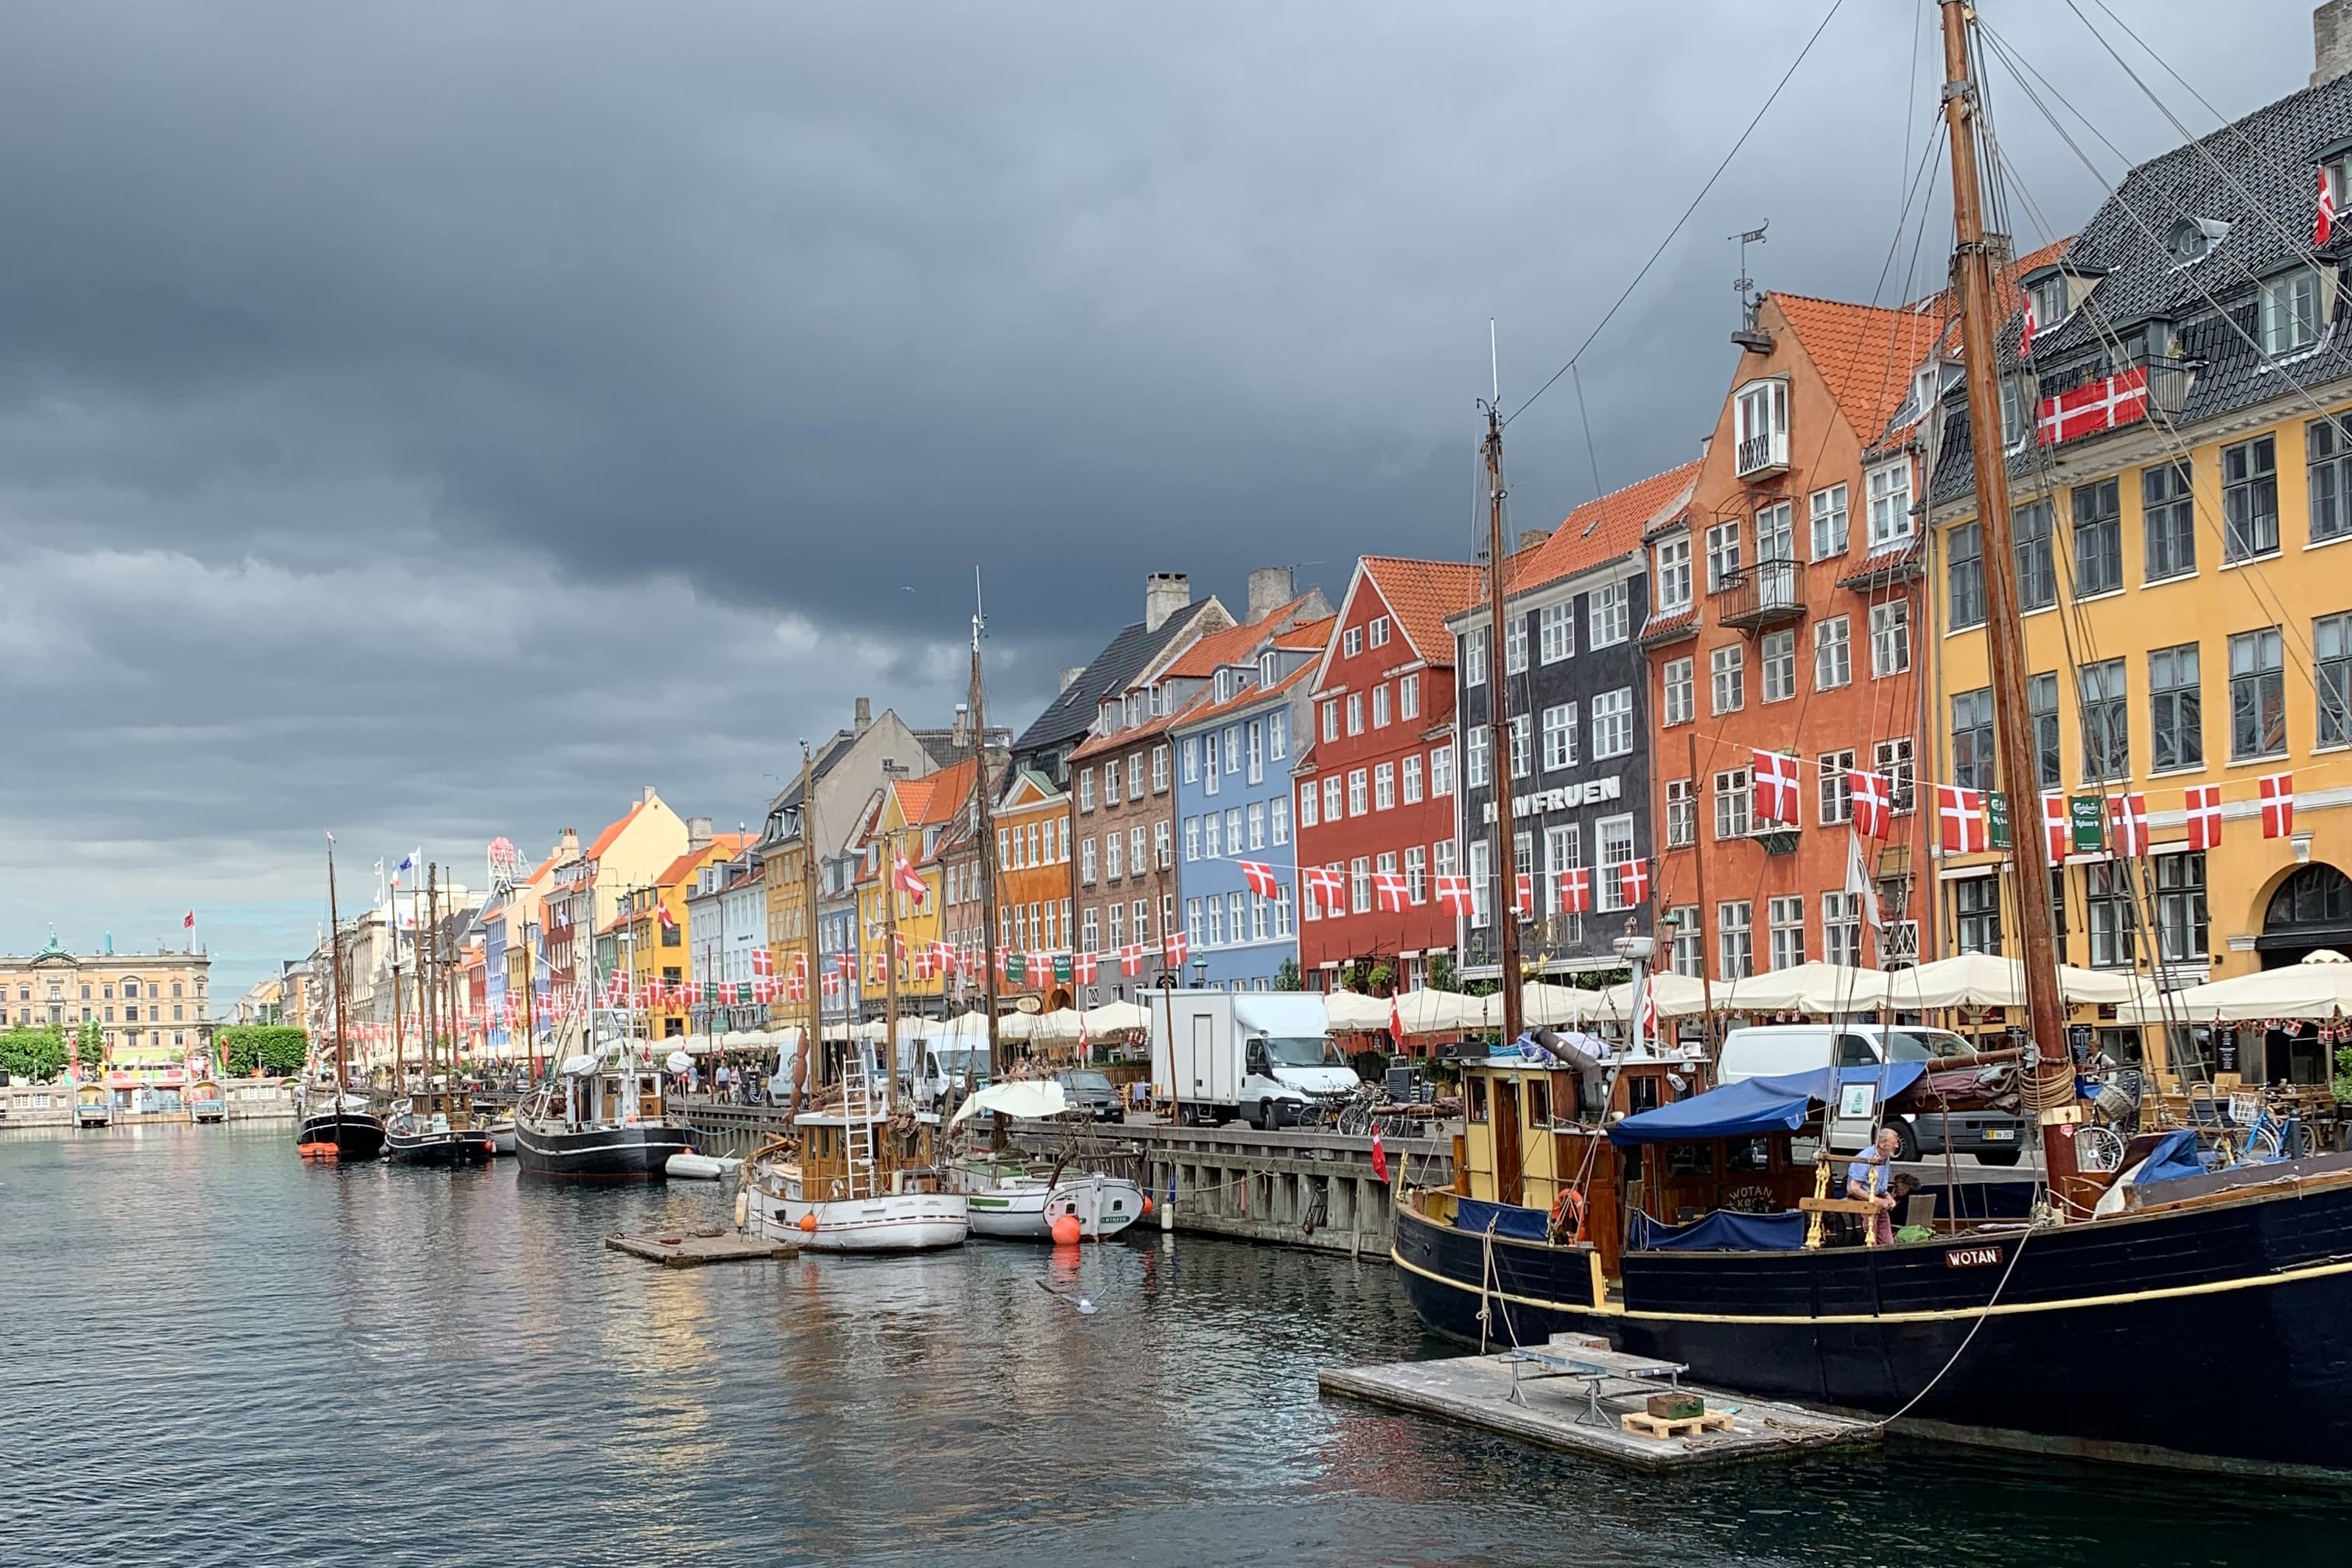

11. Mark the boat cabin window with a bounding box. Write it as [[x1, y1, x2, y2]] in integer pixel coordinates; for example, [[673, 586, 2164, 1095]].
[[1727, 1136, 1773, 1172], [1466, 1076, 1489, 1123], [1524, 1076, 1550, 1126], [1664, 1143, 1715, 1178], [1622, 1073, 1662, 1116]]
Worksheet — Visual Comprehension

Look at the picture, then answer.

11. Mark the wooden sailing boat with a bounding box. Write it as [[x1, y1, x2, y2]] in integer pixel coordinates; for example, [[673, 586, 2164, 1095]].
[[1390, 2, 2352, 1477], [940, 572, 1145, 1241], [296, 835, 386, 1160], [385, 865, 495, 1165], [741, 738, 969, 1249]]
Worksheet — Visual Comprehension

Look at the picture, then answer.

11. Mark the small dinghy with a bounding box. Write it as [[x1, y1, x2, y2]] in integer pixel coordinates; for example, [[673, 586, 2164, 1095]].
[[666, 1152, 740, 1181]]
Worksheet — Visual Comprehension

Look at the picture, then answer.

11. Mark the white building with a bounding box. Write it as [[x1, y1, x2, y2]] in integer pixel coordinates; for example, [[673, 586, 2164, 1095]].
[[687, 849, 767, 1034]]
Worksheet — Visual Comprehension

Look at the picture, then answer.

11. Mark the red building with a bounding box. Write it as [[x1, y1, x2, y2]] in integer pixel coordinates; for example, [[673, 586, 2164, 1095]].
[[1294, 555, 1484, 992]]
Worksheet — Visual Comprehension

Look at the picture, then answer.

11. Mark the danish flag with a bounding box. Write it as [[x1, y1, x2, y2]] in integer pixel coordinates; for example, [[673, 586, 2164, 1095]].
[[656, 904, 677, 931], [1073, 950, 1098, 985], [835, 954, 856, 975], [2108, 792, 2149, 858], [2019, 285, 2036, 356], [1752, 749, 1801, 825], [2042, 792, 2069, 860], [1027, 951, 1054, 986], [1388, 994, 1405, 1049], [2261, 772, 2295, 838], [1618, 857, 1650, 906], [1164, 931, 1188, 968], [891, 852, 928, 905], [1937, 785, 1987, 853], [752, 947, 772, 978], [785, 975, 807, 1003], [1514, 873, 1535, 915], [1237, 859, 1280, 899], [914, 946, 939, 982], [1848, 769, 1892, 841], [1374, 872, 1409, 912], [1307, 865, 1346, 914], [1118, 943, 1146, 977], [2185, 784, 2223, 852], [1433, 874, 1474, 915], [821, 971, 842, 997], [2321, 164, 2337, 247], [1556, 866, 1590, 914]]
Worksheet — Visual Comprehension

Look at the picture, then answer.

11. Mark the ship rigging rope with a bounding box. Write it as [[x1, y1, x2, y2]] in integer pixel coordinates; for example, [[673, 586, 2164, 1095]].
[[1866, 1213, 2039, 1431]]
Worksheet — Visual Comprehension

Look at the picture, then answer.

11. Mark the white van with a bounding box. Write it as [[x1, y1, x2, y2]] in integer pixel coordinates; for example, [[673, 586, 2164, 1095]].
[[1714, 1022, 2025, 1165]]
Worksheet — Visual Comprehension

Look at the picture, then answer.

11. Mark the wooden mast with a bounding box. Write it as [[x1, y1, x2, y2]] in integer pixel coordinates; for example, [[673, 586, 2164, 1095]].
[[970, 570, 1004, 1080], [796, 740, 821, 1115], [389, 880, 406, 1098], [327, 838, 349, 1101], [1937, 0, 2081, 1206], [1482, 399, 1525, 1048]]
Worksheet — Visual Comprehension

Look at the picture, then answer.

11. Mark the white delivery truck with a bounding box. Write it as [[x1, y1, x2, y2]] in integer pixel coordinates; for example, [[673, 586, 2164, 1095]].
[[1149, 990, 1358, 1129]]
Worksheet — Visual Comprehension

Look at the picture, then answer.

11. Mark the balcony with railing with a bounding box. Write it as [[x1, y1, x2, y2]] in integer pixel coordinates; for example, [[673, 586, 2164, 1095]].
[[1734, 427, 1787, 480], [1710, 556, 1806, 631]]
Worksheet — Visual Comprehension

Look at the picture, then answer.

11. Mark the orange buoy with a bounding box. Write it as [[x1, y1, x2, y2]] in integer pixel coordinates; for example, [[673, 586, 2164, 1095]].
[[797, 1211, 820, 1233], [1050, 1213, 1083, 1245], [1140, 1195, 1153, 1217]]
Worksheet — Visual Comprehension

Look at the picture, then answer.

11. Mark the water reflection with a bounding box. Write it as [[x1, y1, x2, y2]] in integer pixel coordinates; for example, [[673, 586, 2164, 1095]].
[[5, 1123, 2350, 1568]]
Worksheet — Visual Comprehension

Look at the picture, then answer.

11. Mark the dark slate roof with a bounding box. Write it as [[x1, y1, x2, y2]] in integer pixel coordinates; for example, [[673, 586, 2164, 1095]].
[[758, 726, 859, 843], [1010, 598, 1218, 754], [1934, 68, 2352, 506]]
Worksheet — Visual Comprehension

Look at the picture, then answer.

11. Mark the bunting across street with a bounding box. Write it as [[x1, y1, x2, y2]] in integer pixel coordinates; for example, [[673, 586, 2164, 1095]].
[[2041, 792, 2070, 860], [1618, 857, 1650, 907], [1433, 874, 1473, 915], [1848, 768, 1891, 841], [1237, 859, 1280, 899], [1374, 870, 1409, 912], [2262, 772, 2295, 838], [1752, 749, 1800, 825], [1937, 784, 1987, 853], [2108, 792, 2149, 858], [1556, 866, 1589, 914]]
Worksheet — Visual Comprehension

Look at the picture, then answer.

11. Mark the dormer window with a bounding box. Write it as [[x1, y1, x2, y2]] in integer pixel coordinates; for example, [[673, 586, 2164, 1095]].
[[2327, 152, 2352, 218], [1123, 691, 1143, 728], [2165, 215, 2227, 264], [1259, 651, 1277, 685], [2259, 267, 2322, 356], [2026, 273, 2068, 340], [1215, 670, 1233, 702]]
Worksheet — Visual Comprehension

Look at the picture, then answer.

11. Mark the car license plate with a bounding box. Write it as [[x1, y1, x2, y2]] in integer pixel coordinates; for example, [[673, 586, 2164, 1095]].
[[1983, 1128, 2015, 1141]]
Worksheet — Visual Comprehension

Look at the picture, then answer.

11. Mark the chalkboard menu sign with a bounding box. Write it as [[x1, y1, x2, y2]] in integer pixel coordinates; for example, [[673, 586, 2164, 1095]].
[[2216, 1028, 2238, 1075]]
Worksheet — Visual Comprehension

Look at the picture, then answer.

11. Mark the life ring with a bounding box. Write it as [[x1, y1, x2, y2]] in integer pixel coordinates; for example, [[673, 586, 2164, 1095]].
[[1549, 1185, 1587, 1245]]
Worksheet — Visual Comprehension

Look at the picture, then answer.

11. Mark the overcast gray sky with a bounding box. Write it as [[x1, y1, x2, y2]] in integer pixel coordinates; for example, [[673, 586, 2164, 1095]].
[[0, 1, 2317, 1001]]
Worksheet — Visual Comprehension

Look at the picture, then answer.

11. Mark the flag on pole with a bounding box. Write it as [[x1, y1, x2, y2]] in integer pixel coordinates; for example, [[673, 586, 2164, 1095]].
[[2019, 286, 2036, 355], [1846, 828, 1881, 931], [2320, 165, 2336, 247], [1388, 992, 1405, 1045], [183, 910, 195, 930], [1370, 1124, 1389, 1183]]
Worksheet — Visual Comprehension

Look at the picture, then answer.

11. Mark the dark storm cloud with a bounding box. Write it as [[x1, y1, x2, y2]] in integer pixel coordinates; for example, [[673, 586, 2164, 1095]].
[[0, 0, 2314, 992]]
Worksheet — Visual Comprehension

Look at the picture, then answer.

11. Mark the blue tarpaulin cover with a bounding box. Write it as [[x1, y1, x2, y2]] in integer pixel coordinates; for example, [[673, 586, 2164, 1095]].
[[1626, 1208, 1809, 1251], [1608, 1062, 1927, 1146], [2133, 1128, 2209, 1188], [1452, 1195, 1552, 1242]]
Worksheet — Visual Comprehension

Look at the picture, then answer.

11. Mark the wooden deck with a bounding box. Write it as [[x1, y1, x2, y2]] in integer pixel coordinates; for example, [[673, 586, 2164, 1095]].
[[1318, 1351, 1878, 1469], [605, 1229, 799, 1269]]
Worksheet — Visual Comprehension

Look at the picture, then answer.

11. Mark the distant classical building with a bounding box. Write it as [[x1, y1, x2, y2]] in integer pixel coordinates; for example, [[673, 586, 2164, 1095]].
[[1, 933, 212, 1073]]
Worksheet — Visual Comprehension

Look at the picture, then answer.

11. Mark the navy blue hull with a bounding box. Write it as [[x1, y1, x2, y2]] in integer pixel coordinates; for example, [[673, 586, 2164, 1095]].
[[1391, 1185, 2352, 1476], [513, 1118, 693, 1180], [295, 1109, 386, 1161]]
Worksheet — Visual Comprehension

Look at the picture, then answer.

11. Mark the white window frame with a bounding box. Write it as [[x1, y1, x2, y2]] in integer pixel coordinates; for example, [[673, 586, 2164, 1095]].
[[1761, 628, 1797, 704], [1539, 601, 1575, 663], [1809, 483, 1850, 561], [1591, 688, 1633, 760], [1540, 702, 1577, 771], [1655, 535, 1692, 614], [1814, 615, 1852, 691], [1663, 657, 1694, 726], [1870, 599, 1912, 677], [1589, 581, 1629, 649], [1710, 644, 1744, 715], [1867, 460, 1913, 547]]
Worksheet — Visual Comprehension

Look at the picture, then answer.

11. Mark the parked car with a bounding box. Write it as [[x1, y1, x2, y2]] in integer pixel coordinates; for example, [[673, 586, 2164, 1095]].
[[1055, 1069, 1125, 1122], [1715, 1022, 2026, 1165]]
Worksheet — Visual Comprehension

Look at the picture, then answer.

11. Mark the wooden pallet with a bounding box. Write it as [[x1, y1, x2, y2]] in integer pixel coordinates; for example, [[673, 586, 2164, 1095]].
[[1619, 1407, 1735, 1440]]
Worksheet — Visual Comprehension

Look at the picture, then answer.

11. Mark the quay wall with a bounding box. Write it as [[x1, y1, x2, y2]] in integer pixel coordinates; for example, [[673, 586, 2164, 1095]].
[[670, 1097, 1454, 1262], [0, 1078, 297, 1129]]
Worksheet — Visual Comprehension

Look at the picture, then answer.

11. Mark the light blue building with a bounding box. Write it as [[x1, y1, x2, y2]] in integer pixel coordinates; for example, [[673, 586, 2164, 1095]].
[[1171, 614, 1330, 989]]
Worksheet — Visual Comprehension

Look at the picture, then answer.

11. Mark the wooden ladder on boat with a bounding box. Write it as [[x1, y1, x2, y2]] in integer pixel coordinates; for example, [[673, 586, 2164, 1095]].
[[842, 1052, 877, 1199]]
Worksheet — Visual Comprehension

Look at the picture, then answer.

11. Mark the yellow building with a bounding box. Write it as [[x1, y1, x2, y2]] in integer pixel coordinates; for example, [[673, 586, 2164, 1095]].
[[852, 760, 977, 1018], [2, 934, 212, 1076], [619, 830, 751, 1038], [1924, 100, 2352, 1087]]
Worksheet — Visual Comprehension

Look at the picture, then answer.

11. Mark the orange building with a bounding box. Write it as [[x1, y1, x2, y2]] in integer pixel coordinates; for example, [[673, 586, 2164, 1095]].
[[1641, 287, 1965, 982]]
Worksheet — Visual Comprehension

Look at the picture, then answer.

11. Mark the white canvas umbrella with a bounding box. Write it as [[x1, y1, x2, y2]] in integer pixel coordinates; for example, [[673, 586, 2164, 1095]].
[[1080, 999, 1152, 1036], [1521, 981, 1603, 1027], [1390, 989, 1486, 1034], [1720, 961, 1891, 1016], [1886, 951, 2151, 1010], [948, 1078, 1069, 1127], [1593, 971, 1711, 1020], [2119, 949, 2352, 1024], [996, 1010, 1035, 1042], [1322, 990, 1390, 1031], [1024, 1007, 1087, 1045]]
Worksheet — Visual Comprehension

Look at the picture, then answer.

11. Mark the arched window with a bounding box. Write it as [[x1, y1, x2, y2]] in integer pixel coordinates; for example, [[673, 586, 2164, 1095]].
[[2266, 864, 2352, 932]]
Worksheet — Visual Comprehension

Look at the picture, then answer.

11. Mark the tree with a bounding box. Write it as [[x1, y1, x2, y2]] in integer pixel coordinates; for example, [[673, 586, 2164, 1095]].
[[1367, 963, 1395, 996], [0, 1025, 68, 1083], [1272, 958, 1301, 992], [74, 1020, 103, 1075], [1426, 953, 1459, 992], [219, 1024, 308, 1077]]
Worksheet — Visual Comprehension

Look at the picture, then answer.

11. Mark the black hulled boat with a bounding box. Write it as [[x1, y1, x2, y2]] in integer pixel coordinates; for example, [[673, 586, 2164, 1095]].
[[295, 1090, 387, 1162], [513, 1044, 692, 1180]]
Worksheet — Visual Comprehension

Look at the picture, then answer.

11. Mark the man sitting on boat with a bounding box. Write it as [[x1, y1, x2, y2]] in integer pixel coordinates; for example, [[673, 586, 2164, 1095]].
[[1845, 1126, 1901, 1246]]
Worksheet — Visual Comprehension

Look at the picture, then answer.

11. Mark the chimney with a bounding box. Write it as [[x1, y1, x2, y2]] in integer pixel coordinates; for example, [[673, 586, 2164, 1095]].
[[1518, 528, 1549, 550], [1245, 565, 1294, 625], [688, 816, 712, 850], [556, 828, 579, 858], [854, 696, 873, 733], [641, 785, 657, 804], [1143, 572, 1191, 633], [952, 702, 970, 744], [2321, 1, 2352, 83], [1059, 664, 1085, 692]]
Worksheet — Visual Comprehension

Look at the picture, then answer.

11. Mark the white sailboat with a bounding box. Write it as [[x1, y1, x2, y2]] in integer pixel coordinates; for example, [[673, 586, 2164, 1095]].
[[743, 1047, 968, 1251]]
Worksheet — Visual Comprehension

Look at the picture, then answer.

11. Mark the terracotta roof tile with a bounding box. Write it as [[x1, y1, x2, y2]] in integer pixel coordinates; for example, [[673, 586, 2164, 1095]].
[[653, 833, 754, 890], [1162, 593, 1316, 678], [1064, 691, 1204, 763], [1636, 607, 1701, 646], [1771, 294, 1951, 443], [1512, 460, 1702, 593], [1273, 614, 1335, 652], [1357, 557, 1488, 667], [1177, 660, 1314, 728]]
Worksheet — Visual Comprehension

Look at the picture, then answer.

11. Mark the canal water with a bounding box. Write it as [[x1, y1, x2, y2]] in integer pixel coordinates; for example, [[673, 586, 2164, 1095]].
[[5, 1123, 2343, 1567]]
